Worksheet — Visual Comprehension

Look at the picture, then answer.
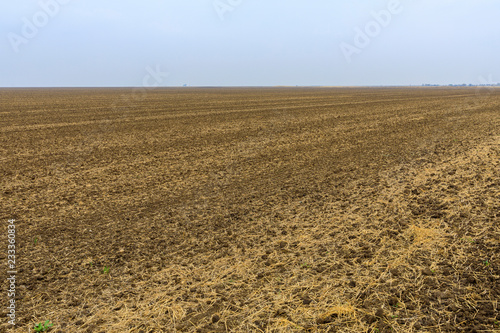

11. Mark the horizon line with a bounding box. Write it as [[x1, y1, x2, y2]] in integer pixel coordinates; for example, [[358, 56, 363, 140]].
[[1, 84, 498, 89]]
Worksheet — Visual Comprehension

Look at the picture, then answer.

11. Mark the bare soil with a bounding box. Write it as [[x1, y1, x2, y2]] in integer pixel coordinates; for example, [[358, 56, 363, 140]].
[[1, 87, 499, 332]]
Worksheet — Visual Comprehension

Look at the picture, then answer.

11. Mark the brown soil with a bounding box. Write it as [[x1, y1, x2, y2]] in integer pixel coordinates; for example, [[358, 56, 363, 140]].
[[0, 87, 499, 332]]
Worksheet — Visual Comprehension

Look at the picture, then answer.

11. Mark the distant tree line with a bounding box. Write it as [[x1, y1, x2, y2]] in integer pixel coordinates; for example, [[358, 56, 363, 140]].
[[422, 83, 500, 87]]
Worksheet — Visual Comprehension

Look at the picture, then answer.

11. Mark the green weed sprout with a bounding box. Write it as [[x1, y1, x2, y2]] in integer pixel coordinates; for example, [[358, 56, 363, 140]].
[[33, 320, 53, 332], [102, 266, 110, 274]]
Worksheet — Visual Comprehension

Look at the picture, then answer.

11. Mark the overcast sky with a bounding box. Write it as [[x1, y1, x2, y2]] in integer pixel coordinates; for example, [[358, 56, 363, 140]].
[[1, 0, 499, 87]]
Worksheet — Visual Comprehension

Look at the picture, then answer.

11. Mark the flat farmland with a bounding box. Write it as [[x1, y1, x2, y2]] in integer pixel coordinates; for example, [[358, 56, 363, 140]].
[[1, 87, 499, 332]]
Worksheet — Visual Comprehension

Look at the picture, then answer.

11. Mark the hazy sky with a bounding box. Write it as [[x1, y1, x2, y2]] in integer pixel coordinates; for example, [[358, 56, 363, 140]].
[[1, 0, 499, 87]]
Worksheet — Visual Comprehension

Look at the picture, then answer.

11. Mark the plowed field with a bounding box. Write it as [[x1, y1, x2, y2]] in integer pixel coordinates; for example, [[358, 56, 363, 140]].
[[1, 87, 499, 332]]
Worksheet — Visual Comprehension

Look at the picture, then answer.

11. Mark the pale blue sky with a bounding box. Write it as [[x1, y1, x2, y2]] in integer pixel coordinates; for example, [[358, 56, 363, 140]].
[[1, 0, 499, 87]]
